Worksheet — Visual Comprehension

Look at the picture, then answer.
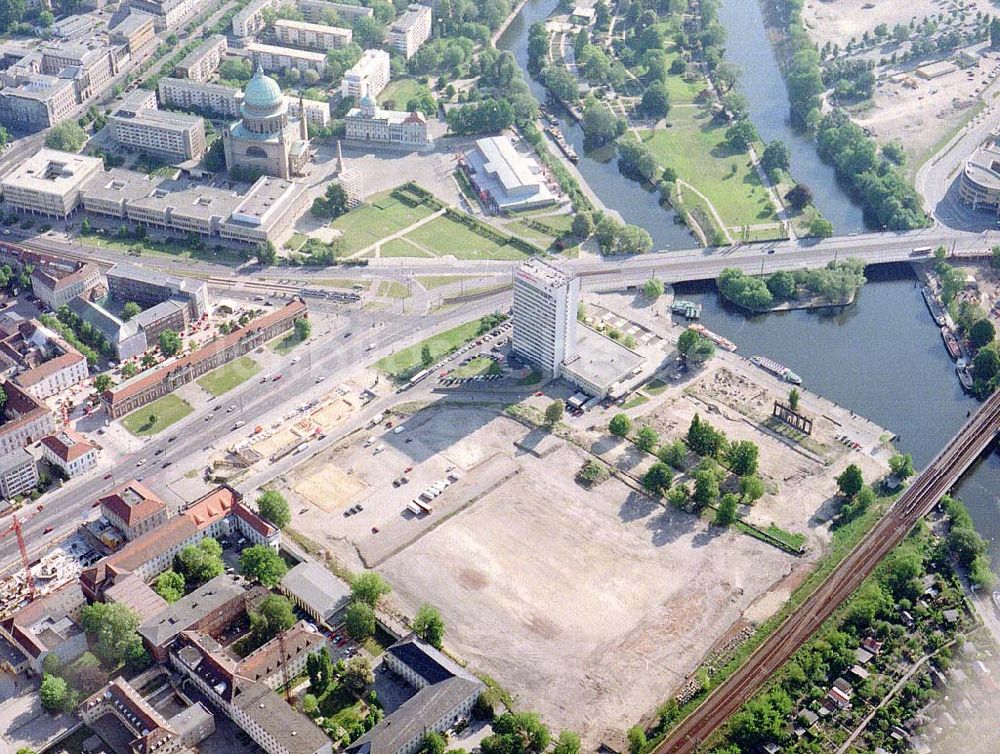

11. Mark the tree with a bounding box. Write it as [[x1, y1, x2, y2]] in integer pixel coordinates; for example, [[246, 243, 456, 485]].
[[687, 414, 726, 457], [257, 490, 291, 529], [784, 184, 813, 211], [639, 83, 671, 118], [250, 594, 296, 644], [724, 119, 758, 151], [889, 453, 915, 480], [302, 693, 319, 715], [294, 317, 311, 341], [256, 241, 277, 266], [724, 440, 759, 476], [412, 603, 445, 648], [343, 654, 374, 692], [311, 183, 350, 218], [174, 538, 224, 584], [552, 731, 580, 754], [240, 544, 288, 586], [0, 0, 25, 31], [545, 400, 564, 425], [80, 602, 144, 667], [809, 216, 834, 238], [609, 413, 631, 437], [122, 302, 141, 321], [627, 725, 646, 754], [642, 462, 672, 496], [481, 713, 550, 754], [787, 387, 800, 412], [692, 469, 719, 506], [45, 121, 86, 152], [421, 344, 433, 367], [353, 15, 384, 47], [767, 271, 796, 299], [153, 570, 185, 603], [739, 474, 765, 503], [572, 212, 594, 239], [715, 493, 739, 526], [352, 571, 391, 607], [95, 374, 113, 393], [991, 17, 1000, 48], [345, 600, 376, 639], [643, 277, 664, 299], [421, 732, 446, 754], [40, 674, 68, 711], [969, 318, 995, 349], [158, 330, 181, 357], [761, 141, 790, 175], [122, 362, 138, 379], [714, 60, 741, 92], [836, 463, 864, 498], [634, 426, 659, 453], [658, 440, 687, 470]]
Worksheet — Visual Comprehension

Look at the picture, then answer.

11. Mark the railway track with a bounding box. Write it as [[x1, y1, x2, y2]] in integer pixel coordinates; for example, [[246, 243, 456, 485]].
[[656, 390, 1000, 753]]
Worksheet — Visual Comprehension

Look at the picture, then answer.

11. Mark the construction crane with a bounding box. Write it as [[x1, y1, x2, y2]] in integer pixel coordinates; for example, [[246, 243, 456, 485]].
[[1, 513, 35, 599]]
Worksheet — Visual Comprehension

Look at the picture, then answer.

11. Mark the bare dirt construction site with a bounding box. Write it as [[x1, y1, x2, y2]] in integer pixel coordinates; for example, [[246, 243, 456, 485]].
[[801, 0, 957, 49]]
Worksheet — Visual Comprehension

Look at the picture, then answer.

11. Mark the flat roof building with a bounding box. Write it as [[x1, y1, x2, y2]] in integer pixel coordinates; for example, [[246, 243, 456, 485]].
[[0, 149, 103, 218], [341, 48, 390, 100], [110, 13, 158, 58], [0, 74, 78, 132], [960, 139, 1000, 215], [246, 42, 328, 75], [297, 0, 373, 24], [464, 136, 556, 213], [560, 324, 645, 398], [158, 77, 242, 119], [109, 100, 208, 162], [274, 19, 351, 51], [512, 258, 578, 376], [0, 447, 39, 500], [389, 4, 432, 59], [175, 35, 227, 82]]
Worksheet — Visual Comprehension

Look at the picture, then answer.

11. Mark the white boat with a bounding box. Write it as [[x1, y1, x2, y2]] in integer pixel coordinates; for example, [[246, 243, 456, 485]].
[[751, 355, 802, 385]]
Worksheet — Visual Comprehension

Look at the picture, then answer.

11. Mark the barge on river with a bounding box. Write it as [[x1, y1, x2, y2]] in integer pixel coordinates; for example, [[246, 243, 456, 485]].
[[751, 355, 802, 385]]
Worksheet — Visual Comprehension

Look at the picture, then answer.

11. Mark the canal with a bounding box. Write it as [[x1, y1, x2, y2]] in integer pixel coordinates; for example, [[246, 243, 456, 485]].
[[675, 267, 1000, 572], [716, 0, 867, 234], [497, 0, 999, 565]]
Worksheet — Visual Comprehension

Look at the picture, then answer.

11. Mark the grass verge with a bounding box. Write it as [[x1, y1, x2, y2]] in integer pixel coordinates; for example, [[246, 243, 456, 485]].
[[122, 394, 193, 436], [376, 319, 485, 380], [196, 356, 259, 396]]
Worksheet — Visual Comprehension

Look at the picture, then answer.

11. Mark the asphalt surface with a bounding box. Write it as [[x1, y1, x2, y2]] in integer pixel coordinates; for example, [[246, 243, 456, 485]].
[[655, 390, 1000, 754]]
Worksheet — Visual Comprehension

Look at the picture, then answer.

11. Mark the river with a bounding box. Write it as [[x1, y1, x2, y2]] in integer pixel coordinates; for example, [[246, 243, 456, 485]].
[[716, 0, 867, 234], [496, 0, 1000, 567]]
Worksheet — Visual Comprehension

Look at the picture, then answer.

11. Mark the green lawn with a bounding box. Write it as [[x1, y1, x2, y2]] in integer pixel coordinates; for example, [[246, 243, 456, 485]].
[[330, 189, 435, 254], [622, 394, 649, 410], [640, 108, 777, 228], [378, 280, 410, 298], [377, 77, 426, 109], [417, 275, 477, 290], [285, 232, 307, 251], [404, 216, 530, 261], [122, 394, 193, 436], [269, 331, 305, 355], [376, 319, 484, 379], [451, 356, 496, 378], [645, 379, 669, 396], [196, 356, 259, 396], [380, 238, 433, 257]]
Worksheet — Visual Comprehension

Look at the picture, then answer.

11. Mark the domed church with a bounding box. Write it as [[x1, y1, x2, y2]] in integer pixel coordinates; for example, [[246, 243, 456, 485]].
[[223, 64, 310, 180]]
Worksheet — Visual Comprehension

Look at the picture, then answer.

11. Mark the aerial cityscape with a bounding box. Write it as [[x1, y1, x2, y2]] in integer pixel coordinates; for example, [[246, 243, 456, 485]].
[[0, 0, 997, 754]]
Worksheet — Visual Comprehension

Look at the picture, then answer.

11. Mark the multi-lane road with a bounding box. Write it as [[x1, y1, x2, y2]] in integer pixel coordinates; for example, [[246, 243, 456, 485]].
[[656, 390, 1000, 754]]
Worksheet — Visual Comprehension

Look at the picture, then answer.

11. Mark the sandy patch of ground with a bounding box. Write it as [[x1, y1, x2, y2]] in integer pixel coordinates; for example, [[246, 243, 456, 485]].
[[311, 397, 355, 427], [380, 442, 795, 748], [293, 463, 368, 511], [856, 48, 1000, 162], [253, 428, 299, 458], [801, 0, 952, 49]]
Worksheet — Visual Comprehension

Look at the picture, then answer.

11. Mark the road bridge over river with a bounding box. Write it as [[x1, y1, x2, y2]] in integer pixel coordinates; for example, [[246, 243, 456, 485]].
[[656, 389, 1000, 754]]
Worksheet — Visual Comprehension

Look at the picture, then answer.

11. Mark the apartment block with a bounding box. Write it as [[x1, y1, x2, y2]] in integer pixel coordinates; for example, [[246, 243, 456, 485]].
[[274, 19, 351, 51], [389, 4, 432, 60], [246, 42, 328, 75], [110, 12, 158, 57], [0, 74, 78, 131], [157, 77, 242, 119], [128, 0, 202, 30], [0, 448, 39, 499], [297, 0, 373, 24], [341, 48, 390, 99], [109, 103, 208, 161], [174, 35, 227, 82]]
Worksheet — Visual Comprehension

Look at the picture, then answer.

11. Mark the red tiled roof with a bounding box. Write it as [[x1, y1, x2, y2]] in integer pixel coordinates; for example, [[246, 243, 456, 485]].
[[99, 480, 166, 527], [185, 484, 239, 525], [104, 300, 307, 405], [233, 501, 277, 538], [236, 621, 323, 683], [40, 428, 96, 462], [14, 350, 86, 388]]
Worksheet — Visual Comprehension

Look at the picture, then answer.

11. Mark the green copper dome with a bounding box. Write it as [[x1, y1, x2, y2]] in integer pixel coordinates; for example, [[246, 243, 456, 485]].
[[243, 64, 282, 111]]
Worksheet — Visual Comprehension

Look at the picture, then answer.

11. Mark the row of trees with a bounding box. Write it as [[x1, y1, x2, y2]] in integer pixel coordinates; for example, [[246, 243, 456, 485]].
[[718, 261, 867, 310]]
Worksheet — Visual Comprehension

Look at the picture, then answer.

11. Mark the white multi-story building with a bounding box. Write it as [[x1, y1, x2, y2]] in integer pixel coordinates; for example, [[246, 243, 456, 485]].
[[345, 96, 430, 148], [274, 19, 351, 51], [109, 102, 207, 161], [246, 42, 328, 75], [175, 34, 228, 82], [0, 448, 39, 499], [512, 258, 579, 376], [297, 0, 373, 24], [0, 149, 103, 218], [341, 49, 390, 99], [40, 428, 99, 478], [389, 4, 432, 59], [157, 77, 242, 118]]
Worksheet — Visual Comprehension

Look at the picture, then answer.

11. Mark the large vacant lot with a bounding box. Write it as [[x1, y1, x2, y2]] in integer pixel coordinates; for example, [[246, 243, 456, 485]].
[[379, 430, 795, 746], [801, 0, 946, 48]]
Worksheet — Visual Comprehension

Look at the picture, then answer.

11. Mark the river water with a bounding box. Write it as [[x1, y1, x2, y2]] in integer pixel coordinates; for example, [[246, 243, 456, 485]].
[[716, 0, 866, 234], [496, 0, 1000, 566]]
